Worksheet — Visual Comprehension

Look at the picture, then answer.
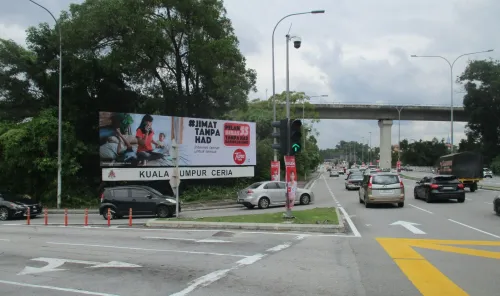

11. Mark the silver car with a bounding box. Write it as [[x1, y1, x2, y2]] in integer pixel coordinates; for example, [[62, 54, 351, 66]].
[[237, 181, 314, 209], [359, 173, 405, 208], [345, 173, 363, 190], [330, 170, 339, 177]]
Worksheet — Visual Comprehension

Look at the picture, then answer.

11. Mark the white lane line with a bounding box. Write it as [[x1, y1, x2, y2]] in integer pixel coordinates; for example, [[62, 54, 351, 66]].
[[295, 234, 309, 240], [484, 202, 493, 205], [448, 219, 500, 239], [0, 239, 10, 242], [323, 175, 362, 237], [466, 198, 473, 201], [46, 242, 247, 258], [0, 279, 118, 296], [170, 253, 267, 296], [266, 242, 292, 252], [409, 204, 434, 214], [141, 236, 231, 243]]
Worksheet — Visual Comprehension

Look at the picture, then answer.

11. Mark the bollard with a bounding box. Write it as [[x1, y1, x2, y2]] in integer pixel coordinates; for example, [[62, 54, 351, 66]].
[[128, 208, 132, 227], [84, 208, 88, 226], [44, 208, 48, 225], [26, 207, 31, 225], [64, 208, 68, 226], [107, 207, 111, 227]]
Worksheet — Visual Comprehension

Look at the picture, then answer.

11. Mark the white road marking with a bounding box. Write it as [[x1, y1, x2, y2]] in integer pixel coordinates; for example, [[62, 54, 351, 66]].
[[466, 198, 473, 201], [0, 238, 10, 242], [484, 202, 493, 205], [46, 242, 247, 258], [0, 279, 119, 296], [141, 236, 231, 243], [365, 224, 371, 227], [448, 219, 500, 239], [170, 253, 267, 296], [389, 221, 426, 235], [323, 175, 361, 237], [266, 243, 292, 252], [295, 234, 309, 240], [0, 223, 21, 226], [18, 257, 141, 276], [409, 204, 434, 214]]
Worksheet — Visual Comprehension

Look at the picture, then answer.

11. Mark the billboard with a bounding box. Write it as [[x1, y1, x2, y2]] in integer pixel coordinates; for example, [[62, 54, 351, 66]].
[[99, 112, 256, 167]]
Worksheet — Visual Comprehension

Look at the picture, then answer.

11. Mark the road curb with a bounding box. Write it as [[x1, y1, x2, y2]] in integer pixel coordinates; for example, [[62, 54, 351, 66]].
[[304, 172, 321, 189], [335, 207, 345, 230], [145, 219, 345, 233], [45, 202, 242, 215]]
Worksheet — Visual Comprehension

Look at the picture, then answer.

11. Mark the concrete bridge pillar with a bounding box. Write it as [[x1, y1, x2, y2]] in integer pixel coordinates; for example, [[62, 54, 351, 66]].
[[378, 119, 393, 169]]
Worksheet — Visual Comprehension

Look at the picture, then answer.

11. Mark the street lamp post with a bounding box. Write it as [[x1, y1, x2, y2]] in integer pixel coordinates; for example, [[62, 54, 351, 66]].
[[29, 0, 63, 209], [271, 10, 325, 161], [369, 132, 372, 164], [410, 49, 493, 153], [361, 137, 364, 163]]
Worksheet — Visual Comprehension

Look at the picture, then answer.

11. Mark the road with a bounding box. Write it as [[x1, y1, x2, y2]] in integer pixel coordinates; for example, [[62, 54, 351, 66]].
[[0, 172, 499, 295]]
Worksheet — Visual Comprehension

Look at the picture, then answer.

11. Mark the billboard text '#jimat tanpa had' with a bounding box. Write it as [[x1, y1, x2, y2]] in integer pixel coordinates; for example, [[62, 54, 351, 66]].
[[99, 112, 256, 181]]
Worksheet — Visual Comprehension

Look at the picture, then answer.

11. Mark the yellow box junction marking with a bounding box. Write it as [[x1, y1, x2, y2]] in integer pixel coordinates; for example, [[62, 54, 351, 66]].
[[377, 238, 500, 296]]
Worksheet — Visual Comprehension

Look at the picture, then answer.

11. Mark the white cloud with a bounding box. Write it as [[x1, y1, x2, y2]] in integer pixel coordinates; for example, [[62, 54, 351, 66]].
[[1, 0, 498, 150]]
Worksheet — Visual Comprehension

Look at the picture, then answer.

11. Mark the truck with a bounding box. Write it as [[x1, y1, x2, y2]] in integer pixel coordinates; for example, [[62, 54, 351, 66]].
[[436, 152, 483, 192]]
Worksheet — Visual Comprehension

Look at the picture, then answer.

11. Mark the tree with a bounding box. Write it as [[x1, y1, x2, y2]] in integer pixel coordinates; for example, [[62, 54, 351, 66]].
[[458, 59, 500, 163], [400, 138, 448, 166], [0, 0, 258, 206], [230, 92, 321, 180]]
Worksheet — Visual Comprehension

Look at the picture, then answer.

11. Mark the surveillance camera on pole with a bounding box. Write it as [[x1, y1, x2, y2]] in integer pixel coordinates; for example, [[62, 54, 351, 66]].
[[293, 37, 302, 49], [169, 139, 181, 218]]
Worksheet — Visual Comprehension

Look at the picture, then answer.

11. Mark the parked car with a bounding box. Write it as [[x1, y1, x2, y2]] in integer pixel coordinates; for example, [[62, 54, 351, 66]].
[[484, 168, 493, 178], [359, 173, 405, 208], [0, 191, 42, 221], [494, 196, 500, 215], [345, 173, 363, 190], [330, 170, 339, 177], [413, 175, 465, 203], [237, 181, 314, 209], [338, 170, 345, 175], [99, 185, 180, 219]]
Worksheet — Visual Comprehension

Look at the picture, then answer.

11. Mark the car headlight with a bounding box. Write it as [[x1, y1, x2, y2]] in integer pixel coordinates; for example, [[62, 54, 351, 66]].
[[166, 198, 177, 203]]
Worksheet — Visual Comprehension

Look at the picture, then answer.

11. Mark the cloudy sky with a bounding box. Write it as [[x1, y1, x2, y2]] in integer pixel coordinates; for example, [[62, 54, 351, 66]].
[[1, 0, 498, 150]]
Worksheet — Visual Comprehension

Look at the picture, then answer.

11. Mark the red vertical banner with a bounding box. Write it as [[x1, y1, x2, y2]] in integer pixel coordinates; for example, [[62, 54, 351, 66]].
[[284, 156, 297, 211], [270, 161, 280, 181], [396, 160, 401, 171]]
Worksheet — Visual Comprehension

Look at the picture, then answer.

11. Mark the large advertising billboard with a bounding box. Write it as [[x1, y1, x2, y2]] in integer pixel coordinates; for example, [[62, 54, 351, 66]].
[[99, 112, 256, 167]]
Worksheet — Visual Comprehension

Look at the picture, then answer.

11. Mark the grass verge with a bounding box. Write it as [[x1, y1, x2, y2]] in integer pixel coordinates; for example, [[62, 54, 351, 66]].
[[164, 207, 339, 225]]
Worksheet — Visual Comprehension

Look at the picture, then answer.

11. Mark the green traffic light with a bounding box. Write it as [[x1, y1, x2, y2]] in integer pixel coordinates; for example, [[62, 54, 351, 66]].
[[292, 143, 301, 152]]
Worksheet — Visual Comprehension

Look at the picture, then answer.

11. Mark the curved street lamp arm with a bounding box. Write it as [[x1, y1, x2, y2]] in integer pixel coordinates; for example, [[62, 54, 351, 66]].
[[28, 0, 57, 23]]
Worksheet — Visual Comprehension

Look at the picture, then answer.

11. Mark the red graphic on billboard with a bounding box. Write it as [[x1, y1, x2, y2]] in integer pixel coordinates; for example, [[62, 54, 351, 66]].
[[396, 160, 401, 171], [271, 161, 280, 181], [284, 156, 297, 211], [233, 149, 246, 165], [224, 122, 251, 147]]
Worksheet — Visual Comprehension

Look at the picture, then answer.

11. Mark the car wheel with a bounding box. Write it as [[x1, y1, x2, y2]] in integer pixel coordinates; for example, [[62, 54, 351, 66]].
[[495, 204, 500, 215], [457, 197, 465, 203], [245, 205, 255, 209], [101, 207, 116, 220], [364, 196, 370, 208], [425, 191, 432, 203], [157, 205, 173, 218], [0, 207, 9, 221], [398, 202, 404, 208], [414, 190, 418, 199], [258, 197, 270, 209], [300, 194, 311, 205]]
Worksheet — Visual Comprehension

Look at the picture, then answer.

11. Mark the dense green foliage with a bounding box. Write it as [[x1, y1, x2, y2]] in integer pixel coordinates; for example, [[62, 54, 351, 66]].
[[457, 59, 500, 173], [320, 141, 380, 166], [0, 0, 321, 206]]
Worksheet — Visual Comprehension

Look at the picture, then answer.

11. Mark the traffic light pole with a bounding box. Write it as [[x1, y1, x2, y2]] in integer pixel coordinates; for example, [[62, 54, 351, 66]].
[[285, 34, 293, 219]]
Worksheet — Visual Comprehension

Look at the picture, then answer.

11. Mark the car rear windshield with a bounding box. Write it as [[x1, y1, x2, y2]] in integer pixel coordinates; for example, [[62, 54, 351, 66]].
[[371, 175, 399, 185], [248, 182, 263, 189], [349, 174, 363, 179], [434, 176, 459, 183]]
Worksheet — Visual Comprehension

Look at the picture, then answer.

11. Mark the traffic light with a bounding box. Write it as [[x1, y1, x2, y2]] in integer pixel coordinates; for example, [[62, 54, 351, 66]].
[[290, 119, 302, 155], [271, 119, 289, 155]]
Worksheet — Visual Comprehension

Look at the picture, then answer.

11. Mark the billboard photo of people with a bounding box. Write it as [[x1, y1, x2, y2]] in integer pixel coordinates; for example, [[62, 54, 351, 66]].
[[99, 112, 256, 167]]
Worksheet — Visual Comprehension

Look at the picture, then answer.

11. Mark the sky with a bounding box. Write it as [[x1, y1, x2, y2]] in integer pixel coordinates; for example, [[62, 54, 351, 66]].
[[1, 0, 499, 150]]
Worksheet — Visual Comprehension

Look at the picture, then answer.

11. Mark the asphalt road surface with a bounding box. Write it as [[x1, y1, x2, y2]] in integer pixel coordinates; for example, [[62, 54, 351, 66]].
[[1, 172, 499, 295]]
